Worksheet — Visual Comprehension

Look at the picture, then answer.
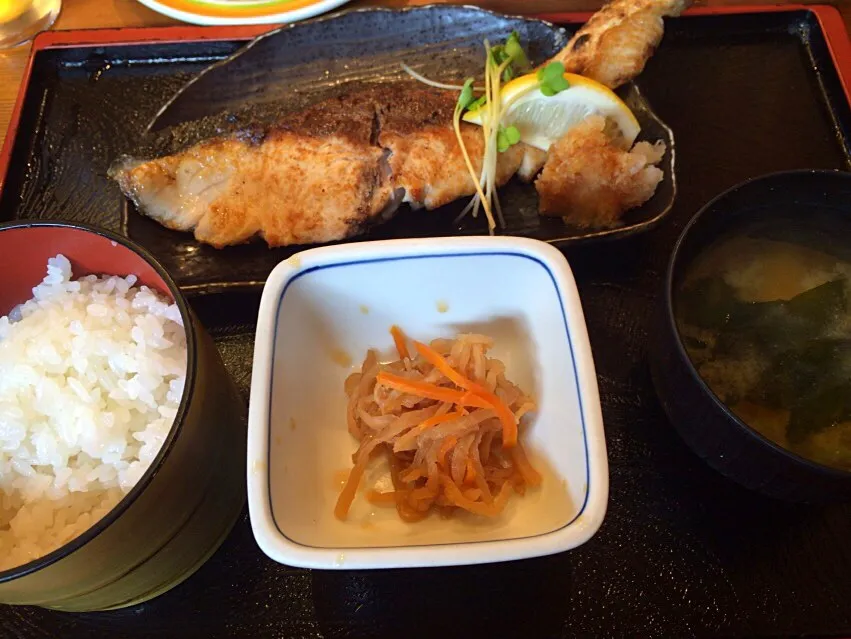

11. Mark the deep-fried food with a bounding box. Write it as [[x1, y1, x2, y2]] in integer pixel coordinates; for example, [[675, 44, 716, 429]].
[[536, 115, 665, 227], [551, 0, 691, 89]]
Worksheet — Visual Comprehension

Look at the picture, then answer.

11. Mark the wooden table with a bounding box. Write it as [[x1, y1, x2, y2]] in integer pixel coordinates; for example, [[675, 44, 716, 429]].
[[0, 0, 848, 150]]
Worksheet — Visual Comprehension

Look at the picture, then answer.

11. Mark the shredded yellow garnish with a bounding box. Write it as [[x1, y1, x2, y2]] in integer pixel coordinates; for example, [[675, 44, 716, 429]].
[[452, 97, 491, 230], [452, 40, 533, 233], [400, 63, 475, 92]]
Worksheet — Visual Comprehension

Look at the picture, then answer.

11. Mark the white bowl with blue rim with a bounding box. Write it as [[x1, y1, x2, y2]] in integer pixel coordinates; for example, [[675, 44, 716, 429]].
[[246, 236, 608, 569]]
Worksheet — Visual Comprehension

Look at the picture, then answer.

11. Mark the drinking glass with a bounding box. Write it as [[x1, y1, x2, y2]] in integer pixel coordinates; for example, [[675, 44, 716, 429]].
[[0, 0, 61, 49]]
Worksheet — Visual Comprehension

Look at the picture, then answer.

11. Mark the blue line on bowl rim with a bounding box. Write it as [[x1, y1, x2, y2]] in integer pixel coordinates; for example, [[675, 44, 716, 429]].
[[264, 250, 593, 550]]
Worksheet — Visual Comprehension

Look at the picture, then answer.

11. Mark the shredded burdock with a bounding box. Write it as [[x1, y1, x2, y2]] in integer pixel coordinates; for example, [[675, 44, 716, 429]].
[[335, 326, 541, 522]]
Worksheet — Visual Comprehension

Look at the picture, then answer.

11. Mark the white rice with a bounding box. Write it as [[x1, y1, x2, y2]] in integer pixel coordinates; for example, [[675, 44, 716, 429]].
[[0, 255, 187, 571]]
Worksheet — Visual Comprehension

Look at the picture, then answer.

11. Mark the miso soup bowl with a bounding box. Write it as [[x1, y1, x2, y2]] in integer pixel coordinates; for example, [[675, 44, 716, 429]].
[[0, 221, 247, 611], [247, 236, 608, 570], [649, 170, 851, 503]]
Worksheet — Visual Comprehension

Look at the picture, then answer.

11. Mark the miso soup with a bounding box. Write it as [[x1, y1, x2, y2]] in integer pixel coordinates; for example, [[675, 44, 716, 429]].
[[676, 222, 851, 472]]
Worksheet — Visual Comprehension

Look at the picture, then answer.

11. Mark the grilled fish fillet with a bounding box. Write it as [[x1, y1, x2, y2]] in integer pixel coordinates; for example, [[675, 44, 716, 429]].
[[376, 88, 528, 210], [111, 86, 534, 248], [112, 95, 391, 247], [552, 0, 691, 89]]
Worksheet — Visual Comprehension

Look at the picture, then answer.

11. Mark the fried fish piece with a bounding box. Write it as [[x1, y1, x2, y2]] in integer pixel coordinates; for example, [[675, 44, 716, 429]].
[[552, 0, 691, 89], [536, 115, 665, 228]]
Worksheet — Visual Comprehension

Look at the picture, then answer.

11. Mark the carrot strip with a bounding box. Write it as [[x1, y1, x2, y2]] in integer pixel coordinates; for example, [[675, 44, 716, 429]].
[[390, 325, 410, 360], [387, 450, 430, 522], [463, 488, 483, 501], [410, 411, 465, 437], [400, 466, 426, 483], [485, 393, 519, 448], [413, 340, 518, 447], [413, 339, 472, 389], [366, 490, 397, 506], [441, 475, 511, 517], [395, 492, 430, 522], [437, 436, 458, 468], [342, 329, 538, 524], [423, 412, 463, 429], [334, 458, 369, 520], [460, 391, 484, 406], [510, 441, 542, 488], [376, 372, 490, 408], [492, 480, 513, 509], [464, 458, 477, 484], [470, 454, 493, 503], [406, 465, 441, 507]]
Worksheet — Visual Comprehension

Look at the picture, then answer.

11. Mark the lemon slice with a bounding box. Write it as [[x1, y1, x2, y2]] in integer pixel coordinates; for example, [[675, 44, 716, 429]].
[[463, 72, 640, 151]]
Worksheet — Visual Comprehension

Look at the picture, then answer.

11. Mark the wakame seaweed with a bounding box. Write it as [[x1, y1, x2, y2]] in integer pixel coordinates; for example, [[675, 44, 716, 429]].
[[679, 276, 851, 439]]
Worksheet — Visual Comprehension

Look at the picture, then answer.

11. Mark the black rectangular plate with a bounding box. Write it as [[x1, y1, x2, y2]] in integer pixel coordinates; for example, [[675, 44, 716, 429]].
[[2, 8, 851, 639]]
